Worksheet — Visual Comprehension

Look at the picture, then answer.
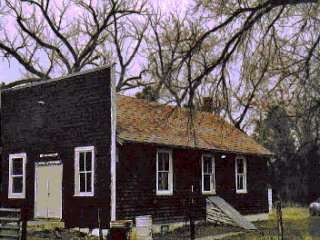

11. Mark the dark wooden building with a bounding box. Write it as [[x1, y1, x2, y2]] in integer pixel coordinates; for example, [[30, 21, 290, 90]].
[[0, 66, 272, 228], [116, 95, 271, 223], [1, 67, 113, 228]]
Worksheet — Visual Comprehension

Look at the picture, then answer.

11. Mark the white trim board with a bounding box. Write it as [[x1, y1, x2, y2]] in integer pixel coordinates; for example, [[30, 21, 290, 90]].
[[201, 154, 216, 195], [110, 65, 117, 221], [156, 149, 173, 196], [35, 160, 62, 166], [3, 64, 115, 92], [8, 153, 27, 199], [235, 156, 247, 194], [74, 146, 95, 197]]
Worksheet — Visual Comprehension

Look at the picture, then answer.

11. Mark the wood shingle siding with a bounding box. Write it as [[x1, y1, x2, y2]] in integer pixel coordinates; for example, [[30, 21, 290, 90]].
[[116, 142, 269, 223], [1, 67, 112, 228]]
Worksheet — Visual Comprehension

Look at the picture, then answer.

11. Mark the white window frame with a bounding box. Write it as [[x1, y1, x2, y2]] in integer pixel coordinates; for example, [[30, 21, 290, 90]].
[[202, 154, 216, 194], [8, 153, 27, 199], [235, 156, 247, 194], [156, 149, 173, 196], [74, 146, 95, 197]]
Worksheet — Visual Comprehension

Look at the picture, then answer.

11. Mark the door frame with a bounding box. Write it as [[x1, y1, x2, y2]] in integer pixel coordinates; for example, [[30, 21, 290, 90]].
[[34, 161, 63, 219]]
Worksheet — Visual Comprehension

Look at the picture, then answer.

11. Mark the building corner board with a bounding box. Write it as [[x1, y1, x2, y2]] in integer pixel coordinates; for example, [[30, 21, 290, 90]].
[[110, 65, 117, 221]]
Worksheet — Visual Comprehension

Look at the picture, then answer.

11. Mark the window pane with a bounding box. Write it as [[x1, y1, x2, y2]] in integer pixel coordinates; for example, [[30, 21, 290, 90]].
[[237, 175, 243, 190], [86, 173, 92, 192], [12, 177, 23, 193], [162, 152, 169, 162], [237, 159, 244, 173], [164, 156, 169, 170], [203, 175, 211, 191], [158, 172, 169, 190], [204, 157, 212, 174], [12, 158, 23, 175], [158, 153, 169, 171], [212, 174, 215, 189], [79, 153, 85, 171], [86, 152, 92, 171], [80, 173, 86, 192]]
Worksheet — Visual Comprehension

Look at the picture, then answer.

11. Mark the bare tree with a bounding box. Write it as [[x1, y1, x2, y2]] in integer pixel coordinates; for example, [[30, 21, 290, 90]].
[[145, 8, 219, 107], [144, 0, 320, 131], [1, 0, 320, 129], [109, 12, 149, 91], [0, 0, 147, 90], [191, 0, 320, 130]]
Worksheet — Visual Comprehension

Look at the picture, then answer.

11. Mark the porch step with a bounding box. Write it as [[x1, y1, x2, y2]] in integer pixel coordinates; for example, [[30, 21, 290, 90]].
[[0, 217, 20, 222], [0, 209, 20, 213], [0, 225, 20, 231], [206, 196, 257, 230], [0, 208, 23, 240], [0, 233, 20, 239]]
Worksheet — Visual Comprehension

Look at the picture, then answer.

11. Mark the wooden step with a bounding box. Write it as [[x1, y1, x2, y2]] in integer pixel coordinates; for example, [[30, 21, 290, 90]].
[[0, 225, 20, 231], [0, 233, 19, 239], [207, 215, 234, 225], [0, 217, 20, 222], [0, 209, 20, 213]]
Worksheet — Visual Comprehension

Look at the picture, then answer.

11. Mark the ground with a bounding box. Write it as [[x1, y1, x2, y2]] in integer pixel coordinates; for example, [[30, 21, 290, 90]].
[[27, 222, 99, 240], [5, 207, 318, 239], [154, 208, 320, 240]]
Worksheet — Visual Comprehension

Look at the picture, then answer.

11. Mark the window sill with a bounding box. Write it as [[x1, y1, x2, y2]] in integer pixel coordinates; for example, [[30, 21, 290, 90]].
[[74, 193, 94, 197], [8, 194, 25, 199], [236, 190, 248, 194], [156, 191, 173, 196], [202, 191, 216, 195]]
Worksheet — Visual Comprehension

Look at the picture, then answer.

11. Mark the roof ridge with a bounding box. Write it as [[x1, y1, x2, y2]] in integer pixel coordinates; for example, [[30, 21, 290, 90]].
[[3, 64, 114, 92], [117, 93, 227, 120], [116, 93, 246, 134]]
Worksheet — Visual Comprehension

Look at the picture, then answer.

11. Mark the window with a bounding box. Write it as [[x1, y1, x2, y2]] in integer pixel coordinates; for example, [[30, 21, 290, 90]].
[[8, 153, 26, 199], [74, 146, 95, 196], [156, 150, 173, 195], [202, 154, 216, 194], [235, 157, 247, 193]]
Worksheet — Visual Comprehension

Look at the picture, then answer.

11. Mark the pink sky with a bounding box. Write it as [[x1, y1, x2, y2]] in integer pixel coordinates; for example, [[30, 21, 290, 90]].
[[0, 0, 190, 84]]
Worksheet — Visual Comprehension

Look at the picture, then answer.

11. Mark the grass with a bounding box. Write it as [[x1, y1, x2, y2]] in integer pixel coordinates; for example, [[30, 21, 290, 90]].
[[222, 208, 320, 240]]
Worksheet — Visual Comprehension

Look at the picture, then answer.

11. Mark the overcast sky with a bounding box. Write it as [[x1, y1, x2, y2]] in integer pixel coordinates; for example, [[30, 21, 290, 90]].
[[0, 0, 190, 84]]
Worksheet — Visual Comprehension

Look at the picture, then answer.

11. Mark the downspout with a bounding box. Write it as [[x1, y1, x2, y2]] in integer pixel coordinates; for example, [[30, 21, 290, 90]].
[[110, 64, 117, 221]]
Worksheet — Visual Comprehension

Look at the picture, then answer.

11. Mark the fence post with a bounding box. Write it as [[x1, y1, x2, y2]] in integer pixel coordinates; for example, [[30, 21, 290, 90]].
[[190, 185, 195, 240], [190, 215, 195, 240], [98, 208, 103, 240], [21, 207, 27, 240], [276, 201, 283, 240], [268, 188, 273, 213]]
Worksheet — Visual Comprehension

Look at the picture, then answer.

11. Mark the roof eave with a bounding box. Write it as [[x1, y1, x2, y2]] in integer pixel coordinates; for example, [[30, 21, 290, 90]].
[[117, 138, 273, 157]]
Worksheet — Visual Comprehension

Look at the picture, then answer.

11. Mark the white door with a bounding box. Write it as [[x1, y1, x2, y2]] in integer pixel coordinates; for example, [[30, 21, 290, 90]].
[[35, 162, 63, 219]]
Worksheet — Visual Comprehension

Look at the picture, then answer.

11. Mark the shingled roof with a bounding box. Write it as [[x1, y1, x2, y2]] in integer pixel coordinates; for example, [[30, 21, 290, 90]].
[[117, 94, 272, 156]]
